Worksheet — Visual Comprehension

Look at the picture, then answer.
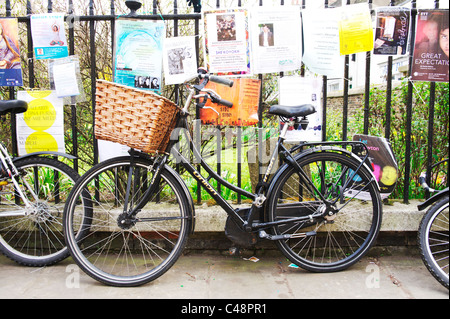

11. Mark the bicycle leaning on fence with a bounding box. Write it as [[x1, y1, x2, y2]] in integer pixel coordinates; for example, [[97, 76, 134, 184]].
[[418, 159, 449, 289], [0, 99, 81, 267], [63, 69, 385, 287]]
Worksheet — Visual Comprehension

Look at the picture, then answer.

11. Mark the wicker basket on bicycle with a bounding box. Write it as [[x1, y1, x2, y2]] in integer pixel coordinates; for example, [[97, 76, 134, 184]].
[[94, 80, 180, 154]]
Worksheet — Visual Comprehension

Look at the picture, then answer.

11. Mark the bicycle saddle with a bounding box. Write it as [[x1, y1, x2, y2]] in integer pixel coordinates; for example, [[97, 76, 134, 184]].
[[0, 100, 28, 116], [268, 104, 316, 118]]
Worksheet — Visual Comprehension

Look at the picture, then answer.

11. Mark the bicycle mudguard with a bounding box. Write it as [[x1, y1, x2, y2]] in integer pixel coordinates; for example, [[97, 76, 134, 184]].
[[13, 151, 77, 162], [418, 188, 449, 211]]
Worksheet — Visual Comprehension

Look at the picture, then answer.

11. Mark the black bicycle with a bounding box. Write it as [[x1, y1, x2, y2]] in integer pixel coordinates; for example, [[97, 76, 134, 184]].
[[418, 159, 449, 289], [63, 70, 383, 286], [0, 100, 80, 266]]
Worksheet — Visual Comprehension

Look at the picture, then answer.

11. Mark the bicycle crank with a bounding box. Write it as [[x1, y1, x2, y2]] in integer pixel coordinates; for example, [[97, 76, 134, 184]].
[[258, 230, 317, 241]]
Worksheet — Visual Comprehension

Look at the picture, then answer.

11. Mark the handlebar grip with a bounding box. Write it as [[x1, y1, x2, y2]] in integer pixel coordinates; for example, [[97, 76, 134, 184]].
[[209, 75, 234, 87], [217, 98, 233, 108]]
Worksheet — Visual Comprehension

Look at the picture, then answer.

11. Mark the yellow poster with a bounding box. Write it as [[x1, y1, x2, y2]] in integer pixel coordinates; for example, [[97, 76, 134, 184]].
[[339, 4, 374, 55], [15, 90, 65, 155]]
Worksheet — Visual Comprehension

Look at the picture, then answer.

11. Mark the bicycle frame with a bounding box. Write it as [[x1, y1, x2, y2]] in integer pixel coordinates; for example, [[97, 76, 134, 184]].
[[122, 76, 375, 235], [0, 142, 76, 217]]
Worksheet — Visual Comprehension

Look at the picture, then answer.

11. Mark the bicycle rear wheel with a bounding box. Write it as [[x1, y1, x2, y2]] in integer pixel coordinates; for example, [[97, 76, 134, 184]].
[[418, 196, 449, 289], [267, 151, 382, 272], [0, 156, 79, 266], [63, 156, 192, 287]]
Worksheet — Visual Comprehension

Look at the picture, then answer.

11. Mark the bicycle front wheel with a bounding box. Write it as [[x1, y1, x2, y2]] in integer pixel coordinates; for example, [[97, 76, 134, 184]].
[[267, 151, 382, 272], [418, 195, 449, 289], [63, 156, 192, 287], [0, 156, 79, 266]]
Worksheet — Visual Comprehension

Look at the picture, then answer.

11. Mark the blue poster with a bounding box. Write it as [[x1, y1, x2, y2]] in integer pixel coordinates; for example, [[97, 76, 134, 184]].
[[114, 19, 165, 93], [30, 13, 69, 60], [0, 18, 23, 86]]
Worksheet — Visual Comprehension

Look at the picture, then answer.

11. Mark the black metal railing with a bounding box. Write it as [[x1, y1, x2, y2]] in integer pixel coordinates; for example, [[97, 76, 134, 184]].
[[1, 0, 448, 204]]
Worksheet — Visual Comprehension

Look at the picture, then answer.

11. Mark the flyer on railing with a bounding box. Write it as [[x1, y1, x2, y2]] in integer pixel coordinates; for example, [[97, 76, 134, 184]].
[[113, 18, 165, 92], [30, 13, 68, 60], [302, 7, 344, 78], [203, 8, 251, 76], [0, 18, 23, 86], [162, 36, 197, 85], [373, 7, 410, 56], [279, 76, 323, 143], [199, 78, 260, 126], [15, 90, 65, 156], [338, 3, 374, 56], [250, 6, 302, 74], [412, 9, 449, 82]]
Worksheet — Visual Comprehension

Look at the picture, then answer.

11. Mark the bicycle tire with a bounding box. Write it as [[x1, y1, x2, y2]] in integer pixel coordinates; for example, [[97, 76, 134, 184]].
[[63, 156, 192, 287], [418, 195, 449, 289], [0, 156, 79, 266], [267, 151, 382, 272]]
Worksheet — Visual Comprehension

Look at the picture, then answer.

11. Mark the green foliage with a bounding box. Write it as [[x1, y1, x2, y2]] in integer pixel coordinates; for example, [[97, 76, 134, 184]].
[[326, 81, 449, 199]]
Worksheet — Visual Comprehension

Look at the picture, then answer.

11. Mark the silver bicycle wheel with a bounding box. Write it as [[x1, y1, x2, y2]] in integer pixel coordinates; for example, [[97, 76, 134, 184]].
[[63, 156, 192, 287], [0, 156, 79, 266], [267, 151, 382, 272]]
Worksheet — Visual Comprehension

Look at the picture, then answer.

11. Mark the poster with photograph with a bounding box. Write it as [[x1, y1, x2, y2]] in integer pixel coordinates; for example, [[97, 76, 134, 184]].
[[0, 18, 23, 86], [302, 7, 344, 78], [373, 7, 410, 55], [163, 36, 197, 85], [203, 8, 251, 75], [114, 18, 165, 92], [30, 13, 69, 60], [411, 9, 449, 82], [199, 78, 260, 126], [16, 90, 65, 156], [338, 4, 374, 56], [250, 6, 302, 74], [279, 76, 323, 142]]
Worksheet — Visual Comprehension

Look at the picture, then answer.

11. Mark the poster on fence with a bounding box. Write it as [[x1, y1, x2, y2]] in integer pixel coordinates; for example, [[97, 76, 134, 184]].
[[373, 7, 410, 56], [338, 4, 374, 56], [352, 134, 398, 199], [30, 13, 69, 60], [411, 9, 449, 82], [114, 18, 165, 92], [199, 78, 260, 126], [15, 90, 65, 156], [250, 6, 302, 74], [279, 76, 323, 142], [203, 8, 251, 76], [163, 36, 198, 85], [0, 18, 23, 86], [302, 7, 344, 78]]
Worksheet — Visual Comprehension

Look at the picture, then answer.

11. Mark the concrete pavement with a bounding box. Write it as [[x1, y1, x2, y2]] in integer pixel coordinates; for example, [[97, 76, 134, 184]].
[[0, 248, 447, 300]]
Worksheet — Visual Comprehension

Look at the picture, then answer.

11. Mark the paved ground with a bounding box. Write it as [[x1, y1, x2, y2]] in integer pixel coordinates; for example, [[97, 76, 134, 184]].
[[0, 248, 447, 301]]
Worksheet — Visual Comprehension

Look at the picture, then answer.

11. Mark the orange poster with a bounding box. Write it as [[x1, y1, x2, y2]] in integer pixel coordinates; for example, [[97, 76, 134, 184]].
[[200, 78, 261, 126]]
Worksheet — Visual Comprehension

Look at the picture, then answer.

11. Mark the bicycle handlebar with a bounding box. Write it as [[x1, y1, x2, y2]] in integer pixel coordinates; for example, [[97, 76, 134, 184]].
[[209, 75, 234, 88]]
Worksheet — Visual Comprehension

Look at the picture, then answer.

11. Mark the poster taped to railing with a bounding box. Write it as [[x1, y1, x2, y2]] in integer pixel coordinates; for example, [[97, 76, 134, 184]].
[[114, 18, 165, 92], [203, 8, 251, 76], [412, 9, 449, 82], [279, 76, 323, 142], [250, 6, 302, 74], [15, 90, 65, 156], [0, 18, 23, 86], [373, 7, 410, 56], [302, 7, 344, 78], [163, 36, 197, 85], [30, 13, 69, 60]]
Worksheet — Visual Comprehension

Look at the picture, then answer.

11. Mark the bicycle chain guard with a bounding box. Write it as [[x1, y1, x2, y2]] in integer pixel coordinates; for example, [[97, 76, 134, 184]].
[[225, 208, 259, 248]]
